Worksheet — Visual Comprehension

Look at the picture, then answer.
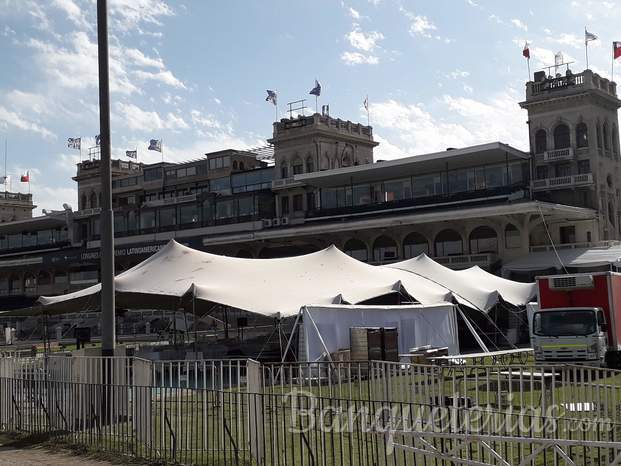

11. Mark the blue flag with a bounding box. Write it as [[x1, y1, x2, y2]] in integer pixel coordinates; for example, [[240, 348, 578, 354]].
[[148, 139, 162, 152], [265, 90, 277, 106], [309, 79, 321, 97]]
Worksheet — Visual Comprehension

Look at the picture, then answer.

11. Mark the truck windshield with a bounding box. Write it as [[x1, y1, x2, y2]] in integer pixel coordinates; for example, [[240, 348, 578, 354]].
[[533, 310, 597, 336]]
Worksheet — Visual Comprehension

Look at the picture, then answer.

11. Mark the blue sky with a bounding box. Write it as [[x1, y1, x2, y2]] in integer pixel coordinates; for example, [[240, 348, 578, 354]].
[[1, 0, 620, 213]]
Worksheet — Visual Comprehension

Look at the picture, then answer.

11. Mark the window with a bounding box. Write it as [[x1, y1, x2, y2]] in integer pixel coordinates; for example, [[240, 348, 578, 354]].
[[281, 166, 288, 178], [435, 229, 463, 256], [614, 124, 619, 155], [556, 163, 571, 177], [536, 165, 549, 180], [484, 165, 505, 189], [578, 159, 590, 174], [238, 196, 255, 217], [292, 159, 303, 175], [215, 199, 235, 219], [604, 122, 610, 150], [140, 210, 156, 230], [576, 123, 588, 148], [143, 167, 163, 182], [609, 202, 616, 226], [306, 192, 316, 210], [373, 236, 398, 263], [159, 207, 176, 227], [403, 233, 428, 258], [211, 177, 231, 194], [597, 123, 602, 148], [114, 214, 127, 233], [178, 204, 199, 224], [559, 225, 576, 244], [384, 178, 412, 201], [554, 124, 570, 149], [90, 192, 97, 208], [352, 184, 372, 206], [292, 194, 303, 211], [505, 224, 521, 249], [344, 239, 368, 262], [306, 157, 314, 173], [281, 196, 289, 215], [469, 226, 498, 254], [535, 129, 547, 154]]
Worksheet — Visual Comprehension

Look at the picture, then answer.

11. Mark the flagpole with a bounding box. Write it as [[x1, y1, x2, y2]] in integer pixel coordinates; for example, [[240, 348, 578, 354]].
[[315, 95, 318, 114], [527, 57, 531, 81], [585, 27, 589, 69]]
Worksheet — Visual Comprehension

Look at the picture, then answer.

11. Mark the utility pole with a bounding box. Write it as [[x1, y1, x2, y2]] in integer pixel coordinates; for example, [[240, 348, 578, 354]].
[[96, 0, 115, 360]]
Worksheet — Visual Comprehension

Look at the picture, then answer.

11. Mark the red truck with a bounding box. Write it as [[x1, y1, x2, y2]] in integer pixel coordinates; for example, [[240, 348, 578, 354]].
[[531, 272, 621, 367]]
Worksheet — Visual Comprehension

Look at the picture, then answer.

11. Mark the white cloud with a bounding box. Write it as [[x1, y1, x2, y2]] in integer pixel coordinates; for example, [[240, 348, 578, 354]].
[[0, 106, 55, 139], [409, 15, 437, 37], [52, 0, 91, 30], [341, 51, 379, 65], [116, 102, 189, 131], [134, 69, 185, 89], [547, 32, 583, 49], [346, 28, 384, 52], [125, 48, 164, 68], [348, 7, 361, 19], [190, 110, 221, 129], [109, 0, 174, 33], [446, 69, 470, 79], [511, 19, 528, 31]]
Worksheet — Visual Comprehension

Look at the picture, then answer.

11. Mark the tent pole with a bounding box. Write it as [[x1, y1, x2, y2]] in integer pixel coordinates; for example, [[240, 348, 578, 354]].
[[303, 307, 334, 363], [457, 307, 489, 353], [193, 293, 198, 354], [281, 310, 302, 364]]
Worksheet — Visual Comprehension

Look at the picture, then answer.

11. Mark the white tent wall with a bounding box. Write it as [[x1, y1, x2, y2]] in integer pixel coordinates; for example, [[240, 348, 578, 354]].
[[300, 304, 459, 362]]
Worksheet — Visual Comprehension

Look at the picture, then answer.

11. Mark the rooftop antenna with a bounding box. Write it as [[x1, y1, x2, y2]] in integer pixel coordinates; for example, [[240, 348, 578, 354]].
[[287, 99, 307, 119]]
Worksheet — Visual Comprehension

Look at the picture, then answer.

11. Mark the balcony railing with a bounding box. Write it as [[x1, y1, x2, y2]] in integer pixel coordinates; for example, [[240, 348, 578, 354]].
[[543, 147, 574, 162], [530, 240, 621, 253], [272, 177, 304, 190], [143, 193, 197, 208], [434, 253, 498, 270], [532, 173, 593, 190]]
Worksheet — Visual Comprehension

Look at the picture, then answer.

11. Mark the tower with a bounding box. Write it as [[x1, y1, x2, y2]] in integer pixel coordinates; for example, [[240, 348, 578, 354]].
[[520, 68, 621, 241]]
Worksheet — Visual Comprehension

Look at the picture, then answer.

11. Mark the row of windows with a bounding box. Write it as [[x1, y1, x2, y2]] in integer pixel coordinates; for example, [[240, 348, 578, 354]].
[[343, 225, 521, 263], [535, 122, 619, 154], [535, 159, 590, 179], [320, 162, 527, 210], [0, 270, 96, 294], [0, 228, 69, 251]]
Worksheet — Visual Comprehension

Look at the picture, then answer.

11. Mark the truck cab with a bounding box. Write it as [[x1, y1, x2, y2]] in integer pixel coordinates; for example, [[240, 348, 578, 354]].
[[532, 307, 608, 365]]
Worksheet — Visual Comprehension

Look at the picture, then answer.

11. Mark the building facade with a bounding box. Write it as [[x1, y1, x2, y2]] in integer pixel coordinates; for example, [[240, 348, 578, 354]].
[[0, 68, 618, 312]]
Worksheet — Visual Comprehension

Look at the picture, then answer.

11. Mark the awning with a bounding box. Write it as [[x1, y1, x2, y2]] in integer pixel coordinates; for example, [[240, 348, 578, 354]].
[[503, 245, 621, 272]]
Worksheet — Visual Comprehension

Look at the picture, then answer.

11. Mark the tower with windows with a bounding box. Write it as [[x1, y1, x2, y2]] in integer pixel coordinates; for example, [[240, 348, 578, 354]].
[[520, 68, 621, 241]]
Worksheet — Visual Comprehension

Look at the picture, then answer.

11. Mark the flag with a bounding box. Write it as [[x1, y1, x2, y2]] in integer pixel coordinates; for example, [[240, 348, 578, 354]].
[[309, 79, 321, 97], [522, 41, 530, 59], [585, 29, 598, 44], [95, 134, 101, 146], [126, 150, 137, 159], [148, 139, 162, 152], [614, 41, 621, 60], [67, 137, 81, 150], [20, 171, 29, 183], [363, 95, 369, 111], [265, 90, 277, 106]]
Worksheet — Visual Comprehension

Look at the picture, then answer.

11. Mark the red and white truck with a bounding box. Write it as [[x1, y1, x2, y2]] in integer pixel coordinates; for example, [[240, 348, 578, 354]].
[[531, 272, 621, 367]]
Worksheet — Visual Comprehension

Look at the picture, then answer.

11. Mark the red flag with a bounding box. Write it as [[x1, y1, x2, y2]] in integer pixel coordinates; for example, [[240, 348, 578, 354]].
[[614, 41, 621, 60], [523, 42, 530, 59], [20, 172, 29, 182]]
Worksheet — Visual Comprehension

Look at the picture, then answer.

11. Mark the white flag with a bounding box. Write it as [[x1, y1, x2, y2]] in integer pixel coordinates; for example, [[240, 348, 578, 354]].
[[363, 95, 369, 112], [585, 29, 598, 44]]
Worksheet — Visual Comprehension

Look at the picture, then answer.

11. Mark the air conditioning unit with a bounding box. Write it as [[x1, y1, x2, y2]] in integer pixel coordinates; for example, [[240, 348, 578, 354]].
[[549, 275, 594, 290], [281, 216, 289, 225], [272, 218, 281, 227], [262, 219, 272, 228]]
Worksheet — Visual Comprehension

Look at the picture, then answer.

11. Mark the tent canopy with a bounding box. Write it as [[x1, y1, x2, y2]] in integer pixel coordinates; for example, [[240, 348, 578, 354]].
[[386, 254, 536, 311], [503, 245, 621, 272], [38, 240, 453, 317]]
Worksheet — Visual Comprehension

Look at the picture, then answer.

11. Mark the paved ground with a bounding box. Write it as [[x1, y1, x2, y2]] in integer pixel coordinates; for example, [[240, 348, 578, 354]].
[[0, 445, 116, 465]]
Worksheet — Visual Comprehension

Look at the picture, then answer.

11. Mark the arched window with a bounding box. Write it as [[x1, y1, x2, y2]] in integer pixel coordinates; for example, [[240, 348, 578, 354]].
[[239, 162, 245, 170], [469, 226, 498, 254], [81, 193, 87, 210], [232, 161, 238, 170], [372, 235, 398, 263], [344, 238, 368, 262], [8, 274, 21, 295], [305, 156, 314, 173], [613, 124, 619, 155], [403, 232, 429, 259], [535, 129, 547, 154], [597, 123, 602, 148], [604, 122, 610, 150], [292, 157, 303, 175], [434, 229, 463, 256], [553, 124, 570, 149], [576, 123, 588, 148], [89, 192, 97, 209], [504, 224, 521, 249], [23, 273, 36, 294]]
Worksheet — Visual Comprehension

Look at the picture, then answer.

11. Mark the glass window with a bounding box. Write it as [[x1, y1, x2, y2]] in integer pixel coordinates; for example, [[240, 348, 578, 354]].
[[556, 163, 571, 177], [403, 233, 428, 258], [412, 174, 442, 198], [23, 232, 36, 247], [292, 160, 304, 175], [505, 224, 521, 249], [209, 158, 216, 170], [216, 157, 223, 169], [554, 124, 570, 149], [292, 194, 303, 211], [576, 123, 588, 148], [536, 165, 548, 180], [37, 230, 53, 245], [8, 234, 21, 249], [535, 129, 547, 154], [321, 188, 338, 209], [344, 239, 368, 262], [604, 122, 610, 150], [352, 184, 372, 206], [222, 156, 230, 168], [384, 178, 412, 201], [216, 199, 235, 219], [306, 157, 314, 173], [114, 215, 127, 233], [508, 163, 525, 185], [238, 196, 255, 216], [144, 167, 162, 182], [435, 229, 463, 256], [178, 204, 199, 224], [448, 169, 468, 193], [597, 123, 602, 148], [159, 207, 176, 227], [54, 272, 68, 285], [140, 210, 156, 230], [578, 159, 590, 174], [281, 196, 289, 215], [127, 210, 138, 232], [485, 165, 505, 188], [560, 225, 576, 244], [186, 166, 196, 176], [373, 236, 398, 263], [469, 226, 498, 254], [211, 177, 231, 194], [281, 166, 288, 178]]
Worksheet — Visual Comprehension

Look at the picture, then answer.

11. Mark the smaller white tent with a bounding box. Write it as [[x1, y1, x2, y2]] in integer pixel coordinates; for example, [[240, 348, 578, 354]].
[[299, 304, 459, 361], [385, 254, 536, 312]]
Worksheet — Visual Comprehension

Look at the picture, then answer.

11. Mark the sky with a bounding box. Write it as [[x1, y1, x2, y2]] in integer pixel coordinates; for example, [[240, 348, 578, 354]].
[[0, 0, 620, 214]]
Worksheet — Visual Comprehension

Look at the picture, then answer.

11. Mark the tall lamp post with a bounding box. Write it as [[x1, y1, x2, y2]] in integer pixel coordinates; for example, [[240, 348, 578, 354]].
[[96, 0, 115, 360]]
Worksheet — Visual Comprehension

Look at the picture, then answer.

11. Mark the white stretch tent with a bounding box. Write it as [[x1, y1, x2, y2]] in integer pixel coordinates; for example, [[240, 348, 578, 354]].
[[385, 254, 536, 312], [503, 245, 621, 272], [38, 240, 453, 316], [299, 304, 459, 361]]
